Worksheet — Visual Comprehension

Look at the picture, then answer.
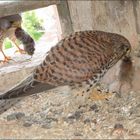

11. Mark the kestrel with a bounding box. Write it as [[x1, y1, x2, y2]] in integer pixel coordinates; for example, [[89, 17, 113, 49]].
[[15, 27, 35, 56], [0, 14, 35, 63], [0, 30, 131, 113]]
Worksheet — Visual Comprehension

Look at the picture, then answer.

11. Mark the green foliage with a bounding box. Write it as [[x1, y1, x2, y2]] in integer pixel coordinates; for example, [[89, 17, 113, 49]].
[[4, 38, 13, 49], [4, 38, 20, 49], [22, 11, 45, 41]]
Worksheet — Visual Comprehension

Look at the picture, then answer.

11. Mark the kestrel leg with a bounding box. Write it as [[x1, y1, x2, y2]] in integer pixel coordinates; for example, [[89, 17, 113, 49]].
[[10, 20, 26, 54], [75, 83, 113, 101], [11, 36, 26, 54], [0, 34, 12, 63], [0, 49, 12, 63], [83, 78, 114, 101], [88, 85, 114, 101]]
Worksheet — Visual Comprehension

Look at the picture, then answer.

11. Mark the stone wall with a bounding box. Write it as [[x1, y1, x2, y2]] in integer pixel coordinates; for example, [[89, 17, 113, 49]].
[[0, 1, 60, 18], [67, 0, 140, 49], [133, 0, 140, 34]]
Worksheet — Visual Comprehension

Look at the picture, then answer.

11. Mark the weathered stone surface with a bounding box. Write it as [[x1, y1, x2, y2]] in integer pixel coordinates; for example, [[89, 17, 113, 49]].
[[68, 0, 93, 31], [91, 1, 138, 48], [0, 83, 140, 139], [133, 0, 140, 34], [7, 112, 25, 121], [0, 1, 60, 18], [67, 0, 139, 48]]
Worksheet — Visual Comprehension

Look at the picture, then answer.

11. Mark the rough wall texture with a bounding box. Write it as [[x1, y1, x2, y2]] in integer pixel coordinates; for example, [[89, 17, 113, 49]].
[[57, 0, 73, 37], [0, 1, 60, 18], [67, 0, 139, 48], [68, 1, 93, 31], [133, 0, 140, 34]]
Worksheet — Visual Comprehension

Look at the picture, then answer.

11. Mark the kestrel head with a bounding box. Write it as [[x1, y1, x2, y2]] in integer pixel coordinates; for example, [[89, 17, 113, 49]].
[[105, 33, 132, 68], [24, 40, 35, 56], [112, 34, 131, 60]]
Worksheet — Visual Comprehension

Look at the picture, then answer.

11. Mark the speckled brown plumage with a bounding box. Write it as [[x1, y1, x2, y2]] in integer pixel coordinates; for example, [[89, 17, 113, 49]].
[[0, 30, 131, 101], [0, 14, 35, 62]]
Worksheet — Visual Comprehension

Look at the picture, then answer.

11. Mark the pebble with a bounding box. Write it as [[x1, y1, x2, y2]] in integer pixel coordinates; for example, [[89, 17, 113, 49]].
[[7, 112, 25, 121], [68, 110, 83, 120], [41, 123, 52, 129], [114, 123, 124, 129], [74, 132, 83, 136], [23, 122, 32, 127], [90, 104, 99, 112], [45, 117, 58, 123], [84, 118, 91, 124]]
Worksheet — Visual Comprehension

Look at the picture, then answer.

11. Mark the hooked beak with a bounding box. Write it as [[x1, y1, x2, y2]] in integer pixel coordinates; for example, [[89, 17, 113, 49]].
[[126, 49, 131, 57], [123, 48, 131, 61]]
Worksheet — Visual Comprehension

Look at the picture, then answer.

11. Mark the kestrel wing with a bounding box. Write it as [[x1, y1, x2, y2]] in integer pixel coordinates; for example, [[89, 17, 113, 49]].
[[34, 31, 114, 85], [0, 31, 126, 100]]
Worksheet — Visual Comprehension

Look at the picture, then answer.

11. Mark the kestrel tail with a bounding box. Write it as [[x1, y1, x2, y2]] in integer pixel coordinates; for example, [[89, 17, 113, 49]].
[[0, 30, 132, 113]]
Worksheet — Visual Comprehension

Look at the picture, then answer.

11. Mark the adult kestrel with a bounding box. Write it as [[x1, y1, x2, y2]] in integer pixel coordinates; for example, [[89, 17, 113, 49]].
[[0, 30, 131, 113], [0, 14, 35, 63]]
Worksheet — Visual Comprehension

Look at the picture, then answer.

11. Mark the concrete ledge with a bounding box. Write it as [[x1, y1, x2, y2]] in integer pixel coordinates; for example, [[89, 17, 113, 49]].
[[0, 1, 60, 17], [0, 40, 57, 93]]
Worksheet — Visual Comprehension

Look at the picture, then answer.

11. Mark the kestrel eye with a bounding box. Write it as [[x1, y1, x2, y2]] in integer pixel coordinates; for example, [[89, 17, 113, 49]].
[[120, 45, 129, 52], [126, 48, 129, 51], [10, 21, 14, 24]]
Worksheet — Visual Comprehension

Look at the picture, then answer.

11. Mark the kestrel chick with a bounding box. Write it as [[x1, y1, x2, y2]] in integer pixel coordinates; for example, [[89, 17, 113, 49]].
[[0, 14, 35, 63], [15, 27, 35, 56], [0, 30, 131, 113]]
